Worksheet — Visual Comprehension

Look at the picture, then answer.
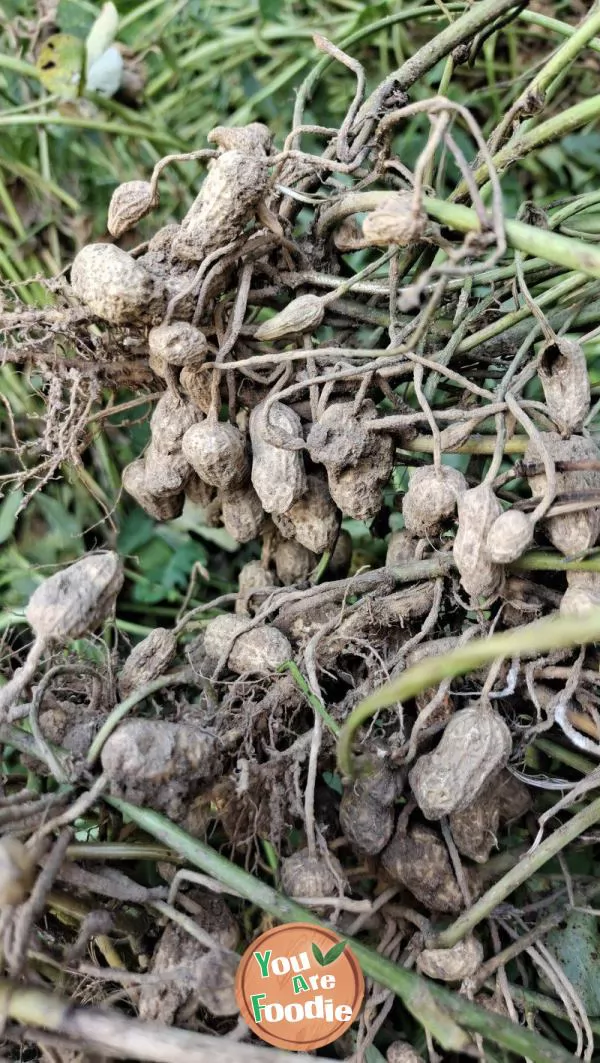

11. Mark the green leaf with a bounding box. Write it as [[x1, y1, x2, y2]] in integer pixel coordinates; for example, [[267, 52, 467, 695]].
[[36, 33, 85, 99], [311, 942, 326, 966], [322, 771, 342, 796], [117, 511, 156, 556], [162, 541, 205, 591], [259, 0, 282, 22], [322, 940, 347, 965], [56, 0, 95, 38], [546, 911, 600, 1016], [0, 490, 23, 545]]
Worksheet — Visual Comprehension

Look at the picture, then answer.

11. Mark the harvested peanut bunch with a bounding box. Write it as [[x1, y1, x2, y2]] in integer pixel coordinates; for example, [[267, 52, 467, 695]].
[[5, 18, 600, 1061]]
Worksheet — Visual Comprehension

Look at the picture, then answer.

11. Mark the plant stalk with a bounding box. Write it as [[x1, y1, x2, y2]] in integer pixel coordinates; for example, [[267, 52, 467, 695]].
[[337, 609, 600, 778]]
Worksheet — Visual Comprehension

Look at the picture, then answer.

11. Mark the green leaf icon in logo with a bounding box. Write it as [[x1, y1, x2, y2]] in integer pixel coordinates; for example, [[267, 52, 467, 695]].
[[312, 940, 347, 966], [311, 942, 326, 966]]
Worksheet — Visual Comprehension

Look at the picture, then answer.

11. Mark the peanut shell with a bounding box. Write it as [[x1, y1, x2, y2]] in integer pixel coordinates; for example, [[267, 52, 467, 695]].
[[221, 484, 266, 543], [402, 465, 466, 537], [486, 508, 533, 564], [139, 923, 210, 1024], [107, 179, 156, 238], [417, 936, 483, 982], [386, 529, 419, 567], [208, 122, 272, 155], [203, 614, 292, 675], [453, 484, 503, 598], [274, 539, 317, 584], [328, 446, 394, 520], [118, 628, 177, 698], [180, 363, 216, 414], [560, 569, 600, 617], [387, 1044, 425, 1063], [0, 837, 35, 906], [339, 790, 394, 855], [280, 847, 344, 899], [527, 433, 600, 556], [26, 552, 123, 642], [307, 401, 369, 471], [122, 458, 185, 521], [182, 420, 249, 489], [148, 322, 208, 367], [70, 243, 165, 325], [173, 151, 269, 261], [250, 400, 307, 514], [382, 821, 475, 913], [539, 337, 590, 434], [144, 444, 191, 494], [150, 392, 203, 456], [255, 294, 324, 341], [185, 474, 217, 509], [409, 704, 512, 820], [195, 950, 240, 1016], [101, 719, 220, 817], [235, 560, 279, 615], [273, 472, 340, 554], [362, 193, 426, 246], [449, 786, 501, 865], [501, 576, 551, 627], [332, 216, 364, 252]]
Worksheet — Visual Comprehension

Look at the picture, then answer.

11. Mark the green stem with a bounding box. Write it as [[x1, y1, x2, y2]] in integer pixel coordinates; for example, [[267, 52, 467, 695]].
[[519, 10, 600, 55], [337, 609, 600, 778], [456, 95, 600, 199], [489, 6, 600, 152], [319, 191, 600, 280], [511, 551, 600, 574], [293, 4, 463, 128], [435, 793, 600, 948], [0, 113, 182, 148], [424, 197, 600, 280], [312, 549, 331, 585], [355, 0, 522, 121], [66, 843, 175, 861], [457, 272, 586, 353], [0, 979, 315, 1063], [279, 661, 340, 736], [0, 54, 40, 79], [508, 983, 600, 1036], [534, 736, 597, 776], [106, 795, 575, 1063]]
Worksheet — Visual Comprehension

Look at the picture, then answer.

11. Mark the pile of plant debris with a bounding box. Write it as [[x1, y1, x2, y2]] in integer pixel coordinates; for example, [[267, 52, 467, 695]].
[[3, 2, 600, 1061]]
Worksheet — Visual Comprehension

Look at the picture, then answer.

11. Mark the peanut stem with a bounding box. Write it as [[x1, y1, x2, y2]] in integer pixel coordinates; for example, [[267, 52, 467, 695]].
[[434, 793, 600, 949], [337, 609, 600, 779]]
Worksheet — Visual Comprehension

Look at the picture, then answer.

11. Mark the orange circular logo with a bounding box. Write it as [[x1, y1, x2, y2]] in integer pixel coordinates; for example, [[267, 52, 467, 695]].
[[235, 922, 364, 1051]]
